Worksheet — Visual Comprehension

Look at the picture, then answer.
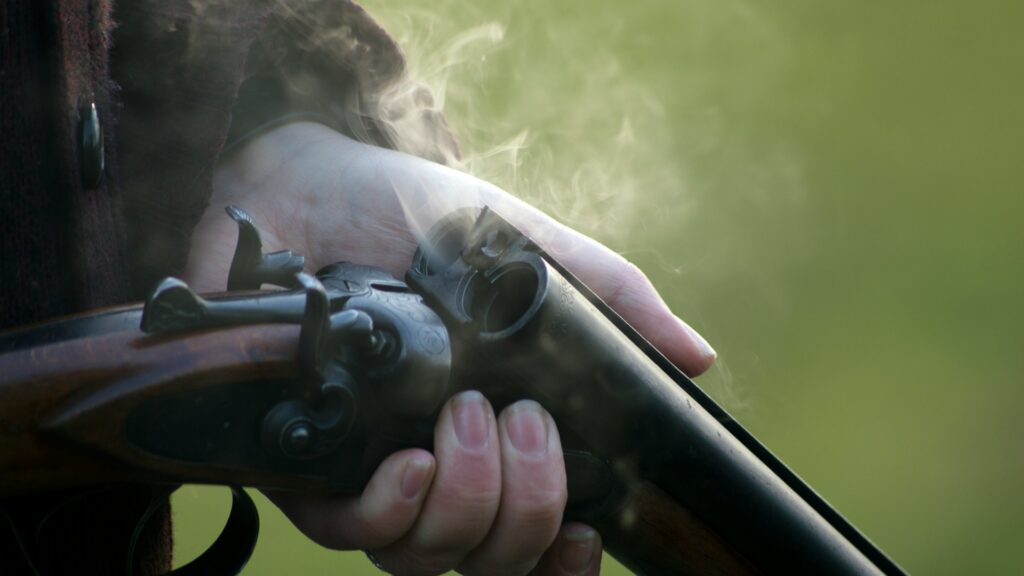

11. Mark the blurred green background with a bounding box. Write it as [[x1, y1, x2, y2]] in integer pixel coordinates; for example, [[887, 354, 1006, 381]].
[[174, 1, 1024, 573]]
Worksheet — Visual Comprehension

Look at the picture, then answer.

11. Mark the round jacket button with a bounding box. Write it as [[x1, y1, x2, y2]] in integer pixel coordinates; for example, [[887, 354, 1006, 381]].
[[79, 102, 104, 189]]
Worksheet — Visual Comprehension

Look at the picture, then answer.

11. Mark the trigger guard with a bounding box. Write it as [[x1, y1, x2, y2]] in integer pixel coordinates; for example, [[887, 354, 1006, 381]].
[[129, 486, 259, 576]]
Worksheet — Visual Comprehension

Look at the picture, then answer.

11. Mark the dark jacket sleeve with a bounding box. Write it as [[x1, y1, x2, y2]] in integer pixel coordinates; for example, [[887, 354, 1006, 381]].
[[0, 0, 130, 326]]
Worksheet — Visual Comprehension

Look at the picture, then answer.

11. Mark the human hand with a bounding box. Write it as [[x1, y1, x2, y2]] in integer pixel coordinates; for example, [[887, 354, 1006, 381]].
[[185, 122, 716, 575]]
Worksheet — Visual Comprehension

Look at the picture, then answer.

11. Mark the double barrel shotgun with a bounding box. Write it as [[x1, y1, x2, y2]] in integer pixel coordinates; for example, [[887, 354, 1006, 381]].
[[0, 206, 905, 575]]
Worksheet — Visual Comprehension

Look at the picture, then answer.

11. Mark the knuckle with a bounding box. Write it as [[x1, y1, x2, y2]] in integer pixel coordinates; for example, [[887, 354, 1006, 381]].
[[444, 481, 502, 505], [510, 487, 567, 524], [434, 477, 502, 514], [622, 260, 654, 290], [608, 259, 652, 306]]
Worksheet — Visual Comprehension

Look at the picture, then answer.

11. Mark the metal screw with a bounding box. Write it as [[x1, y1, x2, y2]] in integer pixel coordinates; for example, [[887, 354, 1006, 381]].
[[284, 422, 312, 454]]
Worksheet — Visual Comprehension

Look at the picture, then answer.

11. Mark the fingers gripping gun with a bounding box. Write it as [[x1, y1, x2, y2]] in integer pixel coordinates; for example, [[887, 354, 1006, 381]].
[[0, 207, 904, 575]]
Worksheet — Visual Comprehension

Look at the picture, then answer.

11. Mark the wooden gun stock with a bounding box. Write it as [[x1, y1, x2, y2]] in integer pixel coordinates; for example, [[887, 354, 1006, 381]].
[[0, 324, 305, 496]]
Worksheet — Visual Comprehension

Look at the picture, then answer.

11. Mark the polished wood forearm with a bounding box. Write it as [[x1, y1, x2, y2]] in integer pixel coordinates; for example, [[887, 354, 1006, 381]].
[[596, 482, 759, 576]]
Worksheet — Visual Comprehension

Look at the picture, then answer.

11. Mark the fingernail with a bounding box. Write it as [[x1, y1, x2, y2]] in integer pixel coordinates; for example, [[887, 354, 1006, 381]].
[[677, 315, 716, 359], [400, 455, 434, 500], [506, 401, 549, 456], [452, 390, 490, 450], [559, 525, 598, 573]]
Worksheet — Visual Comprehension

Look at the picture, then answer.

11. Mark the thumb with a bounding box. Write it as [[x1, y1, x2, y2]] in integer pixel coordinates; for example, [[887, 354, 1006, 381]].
[[264, 448, 436, 551]]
